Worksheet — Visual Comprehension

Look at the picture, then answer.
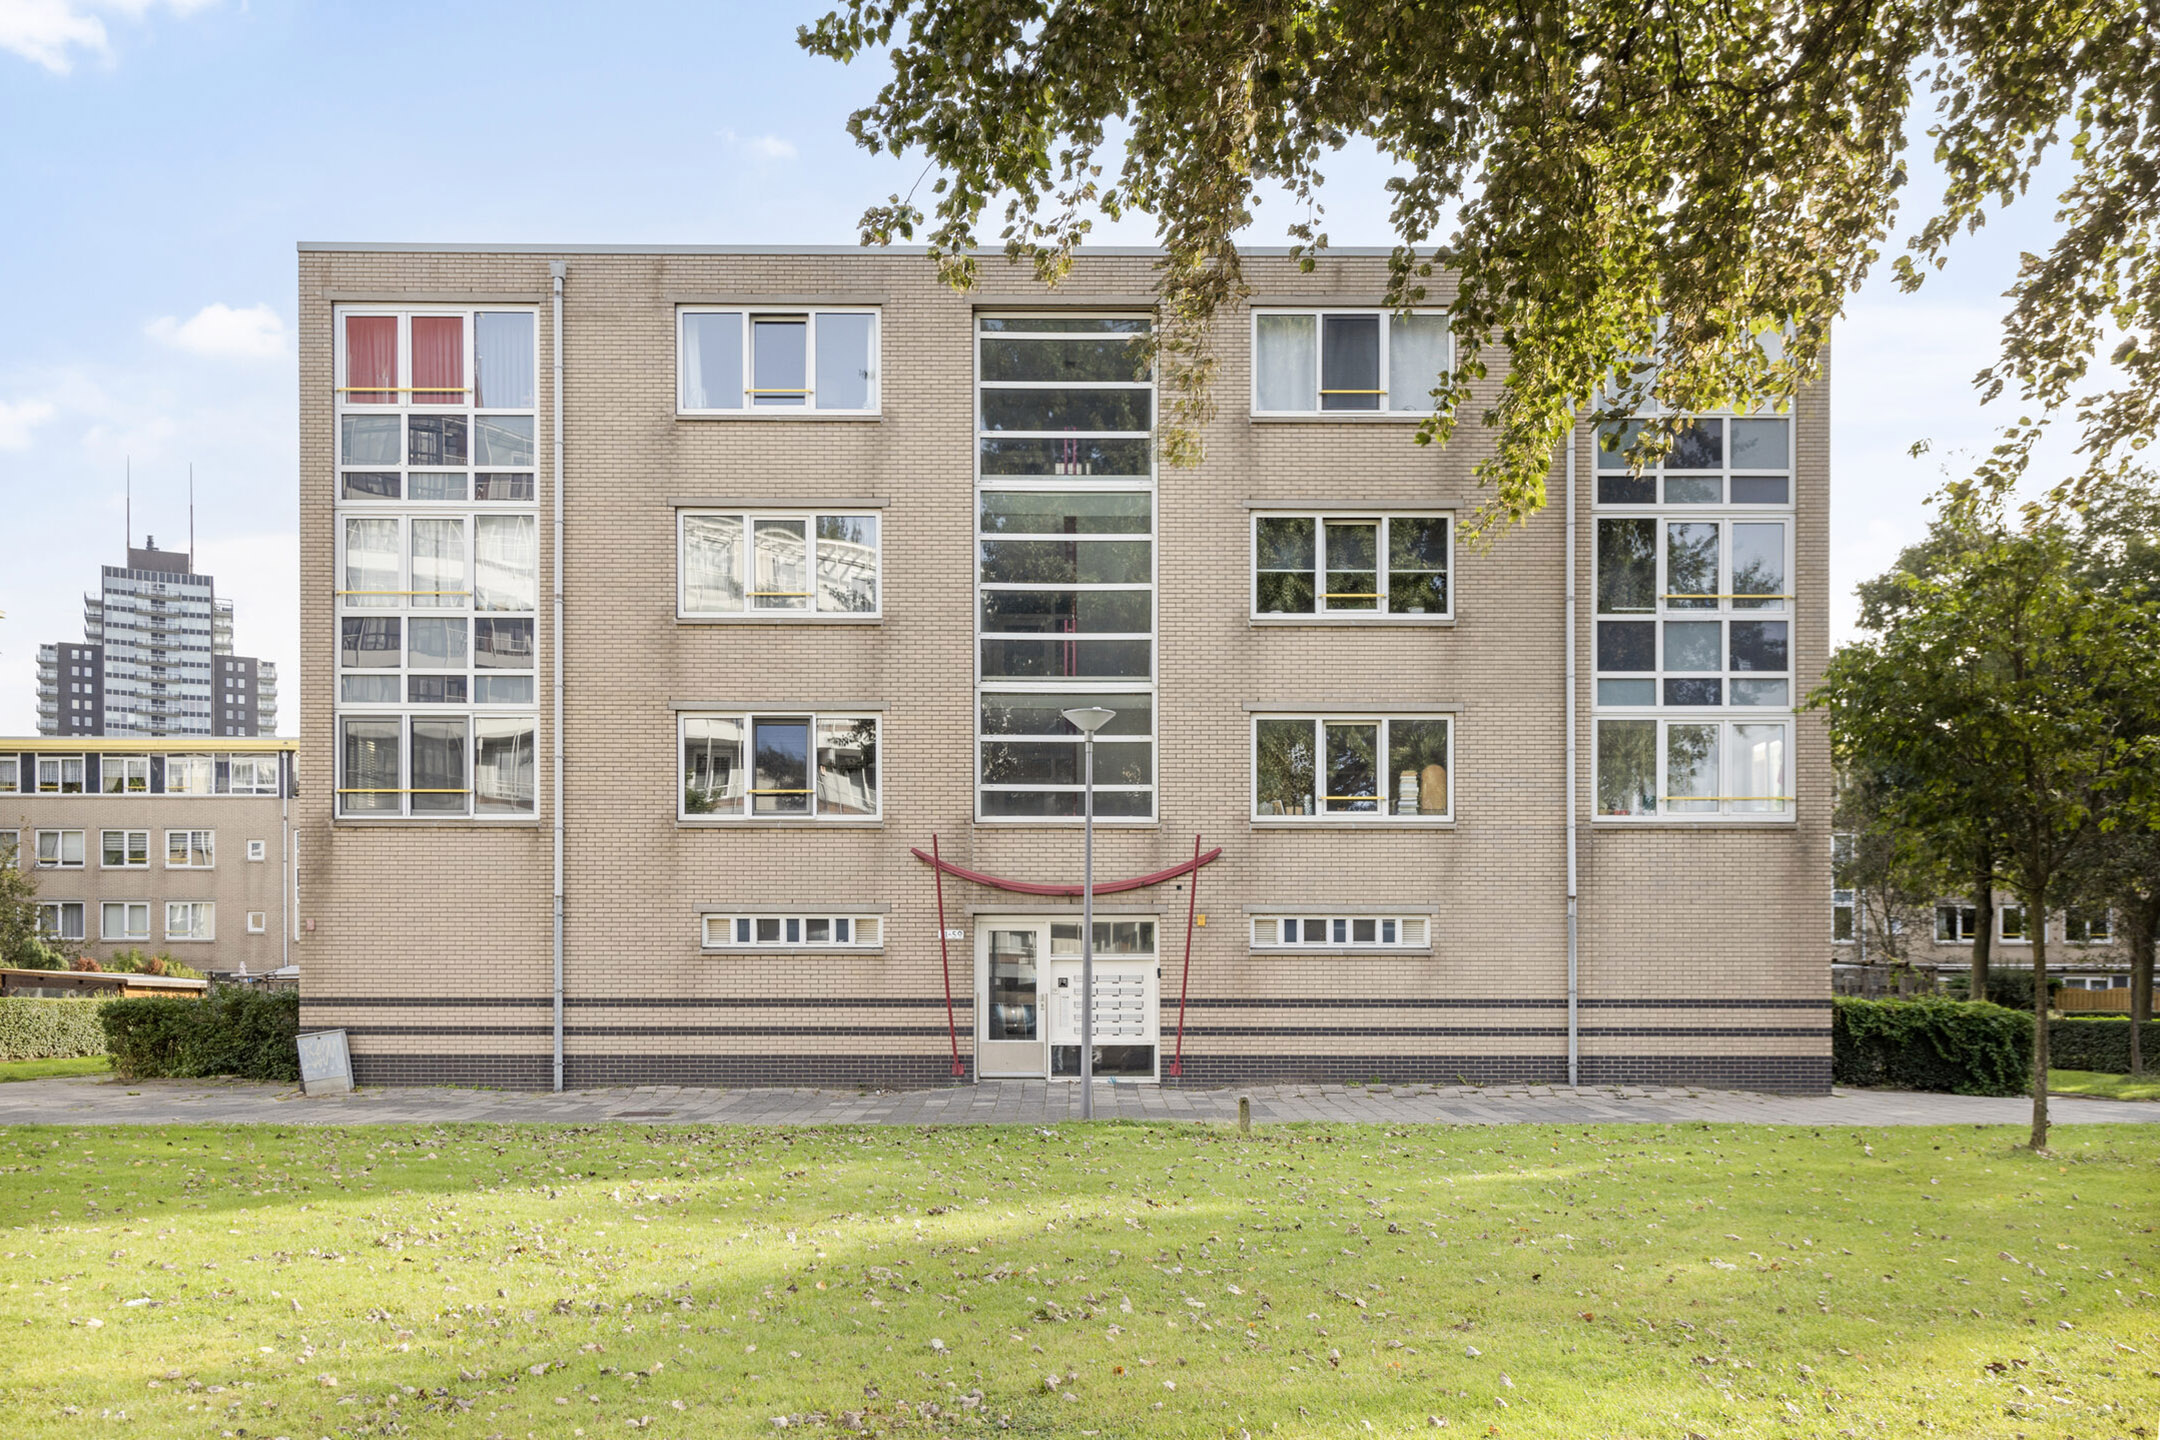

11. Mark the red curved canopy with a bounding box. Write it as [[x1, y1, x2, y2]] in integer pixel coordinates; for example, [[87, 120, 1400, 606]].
[[909, 844, 1222, 897]]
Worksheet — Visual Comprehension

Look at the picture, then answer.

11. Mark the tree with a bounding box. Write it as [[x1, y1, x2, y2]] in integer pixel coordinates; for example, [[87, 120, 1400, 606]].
[[0, 853, 65, 971], [1831, 768, 1942, 969], [803, 0, 2159, 530], [1815, 511, 2160, 1149]]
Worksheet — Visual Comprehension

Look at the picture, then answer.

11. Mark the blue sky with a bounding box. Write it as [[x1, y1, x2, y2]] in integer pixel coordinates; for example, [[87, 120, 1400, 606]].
[[0, 0, 2088, 734]]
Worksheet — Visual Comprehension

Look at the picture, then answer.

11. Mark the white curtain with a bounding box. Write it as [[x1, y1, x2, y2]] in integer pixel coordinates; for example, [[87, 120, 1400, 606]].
[[474, 311, 535, 409], [1730, 723, 1788, 814], [1255, 314, 1316, 411], [1387, 313, 1450, 411], [681, 312, 743, 410]]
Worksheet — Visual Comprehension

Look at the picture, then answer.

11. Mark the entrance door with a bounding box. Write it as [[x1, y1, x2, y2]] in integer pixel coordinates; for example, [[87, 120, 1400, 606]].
[[977, 926, 1044, 1077]]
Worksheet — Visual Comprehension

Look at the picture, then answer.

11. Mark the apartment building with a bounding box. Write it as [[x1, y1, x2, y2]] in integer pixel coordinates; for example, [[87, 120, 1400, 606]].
[[3, 737, 296, 973], [296, 244, 1831, 1090], [36, 541, 279, 737], [1836, 885, 2136, 991]]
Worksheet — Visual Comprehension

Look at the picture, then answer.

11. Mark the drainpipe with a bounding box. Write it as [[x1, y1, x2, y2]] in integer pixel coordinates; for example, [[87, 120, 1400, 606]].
[[1564, 414, 1580, 1088], [551, 262, 566, 1093], [280, 749, 291, 975]]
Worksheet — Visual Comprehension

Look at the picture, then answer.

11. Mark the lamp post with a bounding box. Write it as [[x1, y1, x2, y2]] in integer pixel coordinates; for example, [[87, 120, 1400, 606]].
[[1061, 706, 1116, 1119]]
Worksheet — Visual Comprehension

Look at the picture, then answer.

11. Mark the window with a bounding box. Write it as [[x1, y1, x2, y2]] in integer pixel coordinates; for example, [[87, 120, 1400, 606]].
[[1935, 904, 1980, 944], [679, 713, 879, 821], [677, 308, 879, 414], [1250, 915, 1429, 948], [226, 755, 281, 795], [337, 307, 539, 821], [35, 829, 85, 868], [246, 911, 268, 935], [1833, 889, 1856, 942], [1595, 415, 1793, 506], [1252, 513, 1451, 617], [102, 902, 150, 942], [1253, 714, 1453, 821], [1594, 515, 1791, 709], [2064, 908, 2113, 944], [101, 830, 149, 869], [247, 839, 267, 862], [1594, 717, 1790, 818], [1999, 904, 2029, 943], [976, 314, 1157, 820], [0, 757, 16, 791], [35, 756, 84, 793], [165, 830, 215, 868], [0, 830, 16, 866], [165, 754, 215, 795], [1252, 310, 1451, 414], [37, 902, 85, 943], [701, 914, 883, 949], [678, 510, 881, 617], [165, 902, 214, 942], [101, 755, 148, 794]]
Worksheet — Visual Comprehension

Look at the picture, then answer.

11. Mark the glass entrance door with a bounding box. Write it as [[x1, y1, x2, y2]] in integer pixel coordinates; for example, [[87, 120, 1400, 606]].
[[977, 927, 1044, 1077]]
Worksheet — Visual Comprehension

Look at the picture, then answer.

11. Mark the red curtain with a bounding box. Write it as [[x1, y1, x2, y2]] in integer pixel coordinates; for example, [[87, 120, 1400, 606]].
[[344, 316, 398, 404], [411, 316, 465, 404]]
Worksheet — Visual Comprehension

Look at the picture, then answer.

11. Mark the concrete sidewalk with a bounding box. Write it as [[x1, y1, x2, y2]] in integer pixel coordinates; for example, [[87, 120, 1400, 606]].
[[3, 1075, 2157, 1127]]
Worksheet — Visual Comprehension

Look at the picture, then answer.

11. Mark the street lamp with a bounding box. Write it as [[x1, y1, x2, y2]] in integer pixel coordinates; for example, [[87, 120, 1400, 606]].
[[1061, 705, 1116, 1119]]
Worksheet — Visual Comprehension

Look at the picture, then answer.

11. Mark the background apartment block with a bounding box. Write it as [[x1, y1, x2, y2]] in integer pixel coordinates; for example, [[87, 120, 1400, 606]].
[[36, 542, 279, 737], [2, 737, 296, 973], [297, 244, 1832, 1090]]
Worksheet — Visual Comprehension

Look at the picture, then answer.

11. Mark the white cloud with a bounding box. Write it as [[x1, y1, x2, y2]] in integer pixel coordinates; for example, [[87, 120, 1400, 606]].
[[0, 397, 56, 449], [146, 302, 286, 360], [720, 128, 798, 162], [0, 0, 215, 74]]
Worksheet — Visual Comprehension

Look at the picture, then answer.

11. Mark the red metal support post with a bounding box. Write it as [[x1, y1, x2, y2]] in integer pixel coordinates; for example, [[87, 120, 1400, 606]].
[[1168, 834, 1201, 1079]]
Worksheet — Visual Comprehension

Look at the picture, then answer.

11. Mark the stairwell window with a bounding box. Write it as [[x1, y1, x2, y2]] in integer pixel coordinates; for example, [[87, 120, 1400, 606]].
[[678, 308, 880, 415]]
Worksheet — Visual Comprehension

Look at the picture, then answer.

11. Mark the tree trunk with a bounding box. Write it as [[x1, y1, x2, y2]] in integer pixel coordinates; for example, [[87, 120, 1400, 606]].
[[2029, 892, 2050, 1152], [1972, 864, 1995, 1001], [2133, 894, 2156, 1078]]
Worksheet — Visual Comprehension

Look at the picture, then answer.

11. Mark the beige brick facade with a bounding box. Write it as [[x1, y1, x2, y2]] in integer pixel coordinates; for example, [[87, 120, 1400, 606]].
[[297, 245, 1832, 1090], [2, 738, 295, 973]]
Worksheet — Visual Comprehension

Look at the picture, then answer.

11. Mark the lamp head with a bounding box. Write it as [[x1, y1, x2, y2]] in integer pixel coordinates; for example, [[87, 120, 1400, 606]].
[[1061, 706, 1116, 735]]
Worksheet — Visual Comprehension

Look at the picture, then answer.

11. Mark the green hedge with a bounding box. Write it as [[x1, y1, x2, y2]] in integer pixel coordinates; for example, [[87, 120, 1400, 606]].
[[102, 989, 299, 1082], [1832, 998, 2034, 1096], [2050, 1017, 2160, 1075], [0, 997, 114, 1061]]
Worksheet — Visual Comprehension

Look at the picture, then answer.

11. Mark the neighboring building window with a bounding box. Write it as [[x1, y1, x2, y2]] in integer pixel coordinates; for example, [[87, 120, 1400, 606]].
[[0, 830, 16, 866], [1935, 903, 1980, 943], [1251, 310, 1451, 414], [1593, 717, 1791, 818], [336, 307, 539, 820], [37, 901, 85, 942], [677, 510, 880, 617], [225, 755, 281, 795], [0, 757, 17, 791], [165, 830, 215, 869], [246, 911, 268, 934], [35, 829, 85, 868], [1253, 714, 1453, 820], [1833, 889, 1855, 943], [165, 902, 214, 942], [102, 901, 151, 942], [1595, 415, 1793, 506], [2064, 908, 2113, 944], [679, 713, 880, 820], [1251, 513, 1451, 617], [702, 914, 884, 948], [677, 308, 879, 414], [36, 756, 85, 793], [101, 830, 149, 868], [247, 839, 267, 862], [1250, 915, 1429, 947], [976, 313, 1156, 821], [1999, 904, 2029, 943], [102, 755, 149, 794], [164, 754, 215, 794]]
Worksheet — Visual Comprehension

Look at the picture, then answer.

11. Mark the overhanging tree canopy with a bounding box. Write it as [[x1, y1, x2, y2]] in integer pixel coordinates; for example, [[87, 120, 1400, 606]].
[[803, 0, 2159, 530]]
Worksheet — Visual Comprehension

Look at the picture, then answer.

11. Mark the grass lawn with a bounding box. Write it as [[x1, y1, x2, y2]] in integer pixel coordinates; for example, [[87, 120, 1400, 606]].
[[0, 1056, 110, 1083], [2052, 1069, 2160, 1102], [1, 1123, 2154, 1439]]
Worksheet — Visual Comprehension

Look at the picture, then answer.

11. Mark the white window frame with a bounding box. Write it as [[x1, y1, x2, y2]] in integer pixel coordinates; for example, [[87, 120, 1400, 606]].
[[2063, 908, 2114, 945], [1832, 888, 1856, 943], [246, 839, 267, 862], [1249, 308, 1453, 416], [675, 509, 882, 619], [1592, 513, 1796, 713], [677, 711, 882, 823], [0, 829, 17, 867], [1250, 713, 1456, 824], [1249, 511, 1454, 620], [1591, 413, 1796, 509], [164, 829, 215, 869], [1934, 903, 1980, 945], [1591, 716, 1794, 821], [246, 911, 268, 935], [101, 901, 151, 943], [1997, 903, 2031, 945], [35, 755, 85, 794], [101, 829, 150, 869], [37, 901, 85, 943], [974, 311, 1159, 825], [700, 913, 884, 950], [675, 306, 882, 417], [35, 828, 85, 869], [1249, 914, 1430, 949], [336, 712, 539, 821], [0, 757, 17, 791], [164, 901, 214, 943], [101, 754, 149, 794]]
